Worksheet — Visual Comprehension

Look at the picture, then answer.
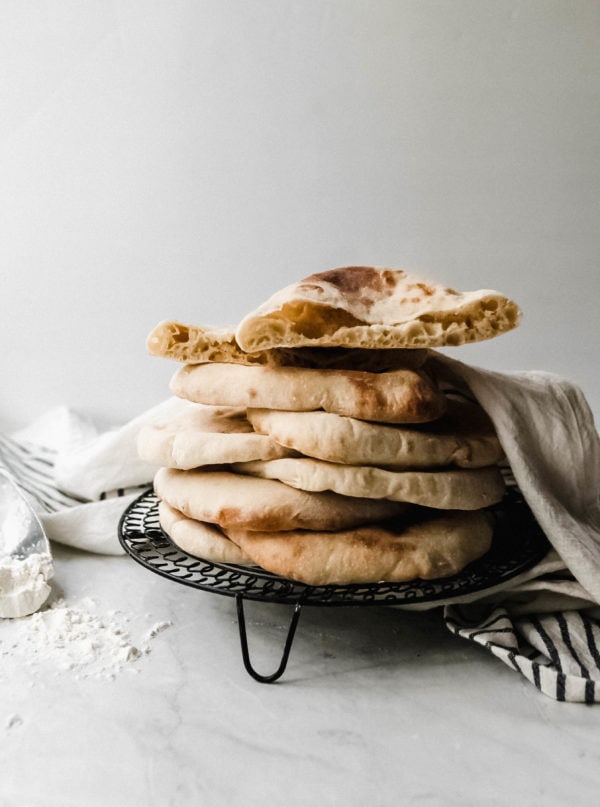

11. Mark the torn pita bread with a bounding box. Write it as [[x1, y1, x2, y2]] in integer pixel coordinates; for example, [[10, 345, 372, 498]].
[[232, 458, 506, 510], [154, 467, 408, 531], [224, 509, 494, 585], [147, 321, 270, 365], [235, 266, 521, 352], [137, 404, 292, 470], [246, 398, 503, 469], [147, 320, 427, 370], [158, 501, 254, 564], [170, 363, 446, 423]]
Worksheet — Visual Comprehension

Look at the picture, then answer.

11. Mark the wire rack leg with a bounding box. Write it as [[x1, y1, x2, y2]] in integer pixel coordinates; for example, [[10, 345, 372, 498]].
[[236, 595, 303, 683]]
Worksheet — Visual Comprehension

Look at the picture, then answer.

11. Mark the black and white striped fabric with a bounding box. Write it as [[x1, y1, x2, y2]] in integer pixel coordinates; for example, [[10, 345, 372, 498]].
[[444, 604, 600, 704], [0, 433, 82, 513], [0, 432, 141, 512]]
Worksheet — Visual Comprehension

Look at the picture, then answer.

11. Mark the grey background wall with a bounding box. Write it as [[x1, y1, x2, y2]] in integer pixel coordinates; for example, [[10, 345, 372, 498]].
[[1, 1, 598, 429]]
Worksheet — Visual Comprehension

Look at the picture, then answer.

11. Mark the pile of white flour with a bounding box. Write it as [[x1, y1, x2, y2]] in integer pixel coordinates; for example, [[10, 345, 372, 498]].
[[1, 595, 172, 680], [0, 552, 54, 619]]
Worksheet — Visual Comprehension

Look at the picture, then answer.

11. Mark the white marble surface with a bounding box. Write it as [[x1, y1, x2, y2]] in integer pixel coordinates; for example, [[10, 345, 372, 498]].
[[1, 542, 599, 807]]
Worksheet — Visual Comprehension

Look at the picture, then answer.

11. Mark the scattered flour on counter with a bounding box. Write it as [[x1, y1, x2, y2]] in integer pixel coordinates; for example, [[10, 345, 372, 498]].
[[145, 620, 172, 641], [1, 597, 173, 681]]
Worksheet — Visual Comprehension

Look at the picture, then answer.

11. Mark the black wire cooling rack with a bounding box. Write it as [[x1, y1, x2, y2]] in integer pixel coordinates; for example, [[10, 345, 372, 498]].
[[118, 486, 550, 682]]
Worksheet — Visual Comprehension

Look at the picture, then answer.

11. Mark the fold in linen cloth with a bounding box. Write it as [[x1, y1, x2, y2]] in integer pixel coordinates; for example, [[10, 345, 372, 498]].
[[1, 356, 599, 701], [0, 399, 187, 554], [428, 353, 600, 703]]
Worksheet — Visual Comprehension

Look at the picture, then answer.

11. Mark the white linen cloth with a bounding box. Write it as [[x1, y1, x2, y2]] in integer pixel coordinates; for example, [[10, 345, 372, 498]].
[[429, 353, 600, 703], [1, 399, 188, 554], [1, 356, 599, 701]]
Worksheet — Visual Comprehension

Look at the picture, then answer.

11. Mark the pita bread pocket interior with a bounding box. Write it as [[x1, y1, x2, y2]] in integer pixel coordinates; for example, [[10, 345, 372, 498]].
[[235, 266, 521, 351], [147, 320, 428, 371], [154, 467, 408, 532], [169, 362, 446, 423], [147, 321, 272, 365], [224, 509, 494, 585], [246, 398, 503, 469]]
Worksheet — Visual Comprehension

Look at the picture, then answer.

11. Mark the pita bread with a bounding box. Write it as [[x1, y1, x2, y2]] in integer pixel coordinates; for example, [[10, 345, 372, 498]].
[[154, 467, 408, 531], [147, 321, 271, 365], [232, 458, 505, 510], [224, 510, 494, 585], [147, 320, 428, 371], [247, 398, 503, 469], [137, 404, 292, 470], [158, 501, 254, 564], [235, 266, 521, 352], [170, 363, 446, 424]]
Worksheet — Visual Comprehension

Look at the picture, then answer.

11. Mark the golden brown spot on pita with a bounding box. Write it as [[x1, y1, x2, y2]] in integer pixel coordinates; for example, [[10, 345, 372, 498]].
[[288, 541, 307, 562], [217, 506, 243, 526], [341, 372, 390, 416], [304, 267, 399, 296], [354, 532, 384, 550]]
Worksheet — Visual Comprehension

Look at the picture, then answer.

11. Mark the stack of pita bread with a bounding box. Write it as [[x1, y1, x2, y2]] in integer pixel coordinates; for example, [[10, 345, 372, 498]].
[[138, 266, 520, 585]]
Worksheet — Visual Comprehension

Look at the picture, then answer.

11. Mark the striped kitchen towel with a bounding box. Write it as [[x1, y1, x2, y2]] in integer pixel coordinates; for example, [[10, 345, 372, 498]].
[[0, 429, 83, 514], [442, 533, 600, 704], [444, 602, 600, 704]]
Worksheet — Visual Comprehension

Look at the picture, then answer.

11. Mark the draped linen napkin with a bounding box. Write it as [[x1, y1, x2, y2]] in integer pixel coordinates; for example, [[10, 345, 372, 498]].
[[428, 353, 600, 703], [1, 356, 599, 702], [0, 398, 188, 554]]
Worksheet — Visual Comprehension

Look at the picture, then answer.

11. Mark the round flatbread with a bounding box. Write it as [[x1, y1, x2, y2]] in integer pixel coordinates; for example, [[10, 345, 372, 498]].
[[224, 509, 494, 585], [235, 266, 520, 351], [158, 501, 254, 565], [246, 398, 503, 469], [154, 468, 408, 531], [137, 404, 291, 470], [232, 458, 505, 510], [170, 363, 446, 424]]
